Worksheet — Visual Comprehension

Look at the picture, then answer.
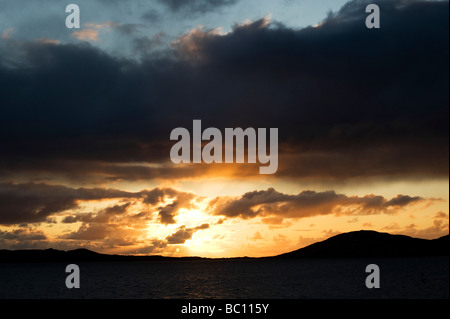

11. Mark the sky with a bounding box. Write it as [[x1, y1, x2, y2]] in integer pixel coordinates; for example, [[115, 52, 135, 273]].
[[0, 0, 448, 257]]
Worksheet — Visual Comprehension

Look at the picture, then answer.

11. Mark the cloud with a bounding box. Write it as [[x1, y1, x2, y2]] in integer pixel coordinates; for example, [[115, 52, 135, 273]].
[[208, 188, 427, 220], [84, 21, 145, 35], [0, 227, 47, 241], [84, 22, 117, 30], [71, 20, 141, 42], [0, 182, 137, 225], [64, 223, 116, 240], [385, 217, 449, 240], [434, 211, 448, 219], [0, 180, 444, 253], [158, 0, 239, 15], [0, 227, 48, 250], [142, 188, 198, 224], [250, 231, 263, 240], [1, 28, 14, 40], [61, 202, 133, 224], [0, 182, 196, 226], [166, 223, 210, 244], [172, 25, 226, 61], [52, 186, 202, 249], [157, 202, 180, 224], [0, 0, 448, 184], [35, 38, 60, 45], [385, 195, 424, 207], [1, 181, 427, 228], [141, 9, 162, 23], [71, 29, 99, 41], [132, 239, 168, 254]]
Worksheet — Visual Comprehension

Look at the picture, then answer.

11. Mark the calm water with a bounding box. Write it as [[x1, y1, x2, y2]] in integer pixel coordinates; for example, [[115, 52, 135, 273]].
[[0, 257, 448, 299]]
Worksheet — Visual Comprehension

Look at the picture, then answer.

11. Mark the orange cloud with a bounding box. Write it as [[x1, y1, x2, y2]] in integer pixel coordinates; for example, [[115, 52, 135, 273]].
[[1, 27, 14, 40], [208, 188, 427, 220], [72, 29, 99, 41], [35, 38, 60, 45]]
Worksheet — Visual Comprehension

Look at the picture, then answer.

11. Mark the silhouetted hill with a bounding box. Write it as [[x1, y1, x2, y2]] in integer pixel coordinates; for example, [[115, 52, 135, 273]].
[[276, 230, 449, 258], [0, 248, 205, 263], [0, 248, 106, 262], [0, 231, 448, 262]]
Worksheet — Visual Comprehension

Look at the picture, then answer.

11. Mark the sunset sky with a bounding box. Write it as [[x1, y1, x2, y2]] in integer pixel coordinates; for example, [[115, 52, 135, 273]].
[[0, 0, 448, 257]]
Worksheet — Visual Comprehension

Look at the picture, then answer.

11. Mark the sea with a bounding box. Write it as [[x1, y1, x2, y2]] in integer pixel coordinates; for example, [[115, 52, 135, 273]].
[[0, 257, 448, 299]]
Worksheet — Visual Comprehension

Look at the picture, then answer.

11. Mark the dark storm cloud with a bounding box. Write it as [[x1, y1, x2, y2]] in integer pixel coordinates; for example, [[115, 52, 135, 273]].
[[0, 182, 196, 226], [208, 188, 426, 220], [0, 182, 138, 225], [142, 187, 198, 224], [0, 0, 448, 182]]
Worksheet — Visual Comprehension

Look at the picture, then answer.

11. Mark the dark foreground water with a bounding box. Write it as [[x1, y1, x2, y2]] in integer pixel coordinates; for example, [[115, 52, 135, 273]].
[[0, 257, 448, 299]]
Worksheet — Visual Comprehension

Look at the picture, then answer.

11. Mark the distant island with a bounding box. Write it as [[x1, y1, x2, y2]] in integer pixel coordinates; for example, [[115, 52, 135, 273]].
[[0, 230, 448, 263], [275, 230, 449, 258]]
